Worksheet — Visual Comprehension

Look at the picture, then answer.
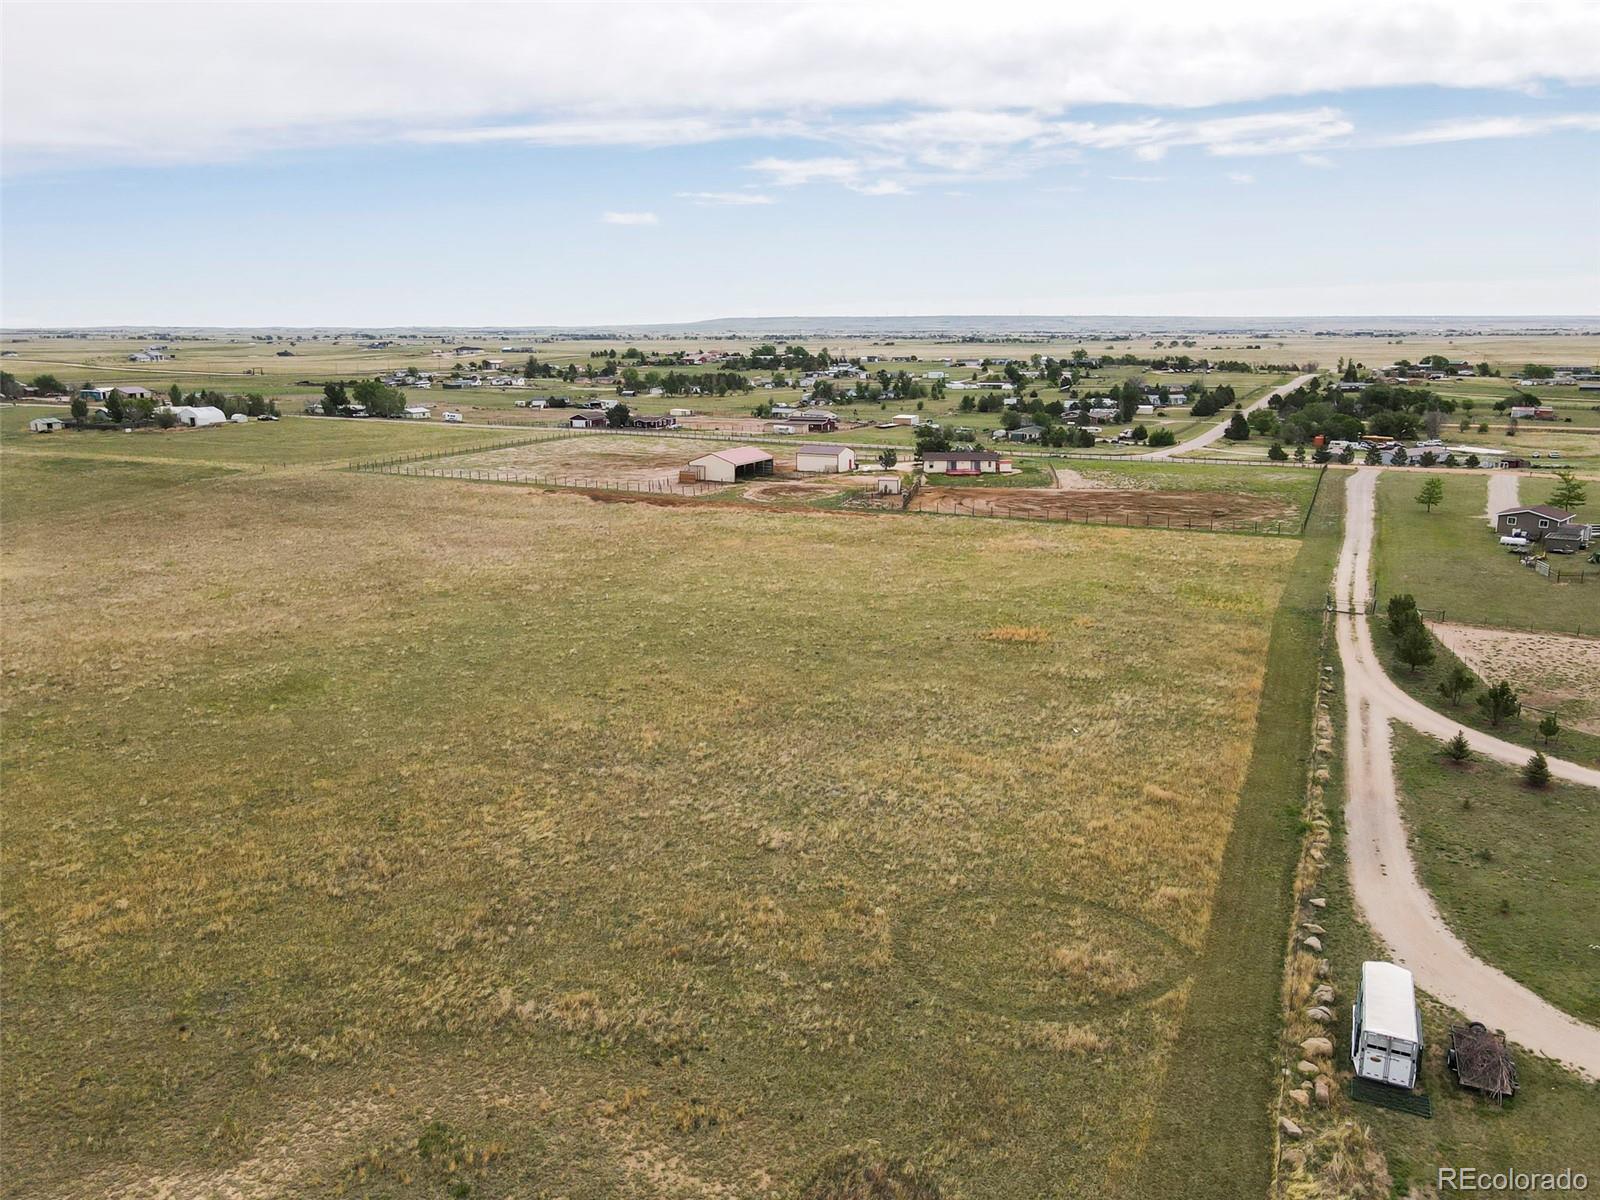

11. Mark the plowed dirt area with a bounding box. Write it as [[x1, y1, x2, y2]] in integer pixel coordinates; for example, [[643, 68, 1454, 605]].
[[911, 485, 1296, 529]]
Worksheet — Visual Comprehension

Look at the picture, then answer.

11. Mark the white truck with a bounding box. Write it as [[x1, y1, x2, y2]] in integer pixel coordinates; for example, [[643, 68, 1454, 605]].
[[1351, 961, 1422, 1088]]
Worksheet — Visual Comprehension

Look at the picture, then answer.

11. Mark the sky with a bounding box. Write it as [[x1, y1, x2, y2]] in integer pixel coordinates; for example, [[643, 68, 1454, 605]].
[[2, 0, 1599, 326]]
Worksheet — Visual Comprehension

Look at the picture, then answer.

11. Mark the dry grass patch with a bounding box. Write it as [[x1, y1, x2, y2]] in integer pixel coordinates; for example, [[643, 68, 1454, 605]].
[[2, 459, 1294, 1198]]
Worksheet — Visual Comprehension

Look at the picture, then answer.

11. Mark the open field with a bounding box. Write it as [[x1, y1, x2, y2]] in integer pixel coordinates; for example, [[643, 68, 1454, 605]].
[[1373, 471, 1598, 635], [1, 447, 1299, 1198], [1299, 674, 1600, 1198], [1393, 727, 1600, 1025], [2, 406, 522, 468]]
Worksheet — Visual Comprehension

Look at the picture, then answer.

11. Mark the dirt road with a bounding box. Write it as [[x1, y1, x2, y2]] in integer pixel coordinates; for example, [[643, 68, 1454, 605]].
[[1334, 468, 1600, 1077], [1484, 471, 1519, 526], [1136, 374, 1315, 461]]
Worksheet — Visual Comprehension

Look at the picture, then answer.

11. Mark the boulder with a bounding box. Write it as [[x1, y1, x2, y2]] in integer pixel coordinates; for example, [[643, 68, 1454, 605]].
[[1305, 1006, 1333, 1023], [1301, 1037, 1333, 1058], [1279, 1116, 1304, 1140], [1312, 984, 1336, 1005], [1301, 922, 1326, 935], [1308, 897, 1327, 909], [1297, 1059, 1320, 1076], [1315, 960, 1331, 979], [1288, 1088, 1310, 1107], [1314, 1078, 1332, 1108], [1302, 935, 1323, 953]]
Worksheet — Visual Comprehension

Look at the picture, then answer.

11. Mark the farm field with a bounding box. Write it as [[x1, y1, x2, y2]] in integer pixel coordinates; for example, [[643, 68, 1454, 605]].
[[1, 406, 520, 468], [1392, 728, 1600, 1025], [1372, 471, 1598, 635], [1, 447, 1300, 1199]]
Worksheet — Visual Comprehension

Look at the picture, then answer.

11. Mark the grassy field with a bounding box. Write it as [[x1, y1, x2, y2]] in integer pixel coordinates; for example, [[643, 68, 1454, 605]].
[[1305, 686, 1600, 1197], [1393, 727, 1600, 1024], [1135, 471, 1346, 1199], [1, 444, 1301, 1197], [2, 406, 528, 468], [1372, 472, 1599, 635]]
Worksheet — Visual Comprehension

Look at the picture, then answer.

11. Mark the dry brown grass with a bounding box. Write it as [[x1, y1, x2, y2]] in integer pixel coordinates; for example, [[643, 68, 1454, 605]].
[[2, 457, 1295, 1198]]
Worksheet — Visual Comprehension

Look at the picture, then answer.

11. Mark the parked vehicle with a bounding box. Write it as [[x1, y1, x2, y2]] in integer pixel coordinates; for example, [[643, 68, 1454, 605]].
[[1351, 961, 1422, 1088], [1499, 535, 1530, 548], [443, 411, 463, 423]]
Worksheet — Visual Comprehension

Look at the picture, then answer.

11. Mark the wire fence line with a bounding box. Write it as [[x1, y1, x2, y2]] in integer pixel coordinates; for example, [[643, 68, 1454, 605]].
[[360, 459, 724, 497], [908, 494, 1295, 535]]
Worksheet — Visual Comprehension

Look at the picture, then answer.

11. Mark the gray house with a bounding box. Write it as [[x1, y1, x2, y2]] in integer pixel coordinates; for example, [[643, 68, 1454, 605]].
[[1494, 504, 1576, 542]]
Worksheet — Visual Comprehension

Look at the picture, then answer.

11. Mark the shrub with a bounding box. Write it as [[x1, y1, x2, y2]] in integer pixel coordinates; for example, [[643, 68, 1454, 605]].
[[1522, 751, 1551, 789]]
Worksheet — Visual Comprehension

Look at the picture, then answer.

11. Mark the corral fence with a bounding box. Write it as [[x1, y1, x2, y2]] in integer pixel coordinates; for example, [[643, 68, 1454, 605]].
[[345, 433, 569, 472], [1407, 606, 1592, 640], [911, 493, 1294, 535], [359, 459, 724, 498]]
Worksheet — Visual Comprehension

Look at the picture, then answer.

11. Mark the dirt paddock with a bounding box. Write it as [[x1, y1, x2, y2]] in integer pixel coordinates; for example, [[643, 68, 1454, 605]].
[[910, 485, 1296, 528], [1429, 621, 1600, 734]]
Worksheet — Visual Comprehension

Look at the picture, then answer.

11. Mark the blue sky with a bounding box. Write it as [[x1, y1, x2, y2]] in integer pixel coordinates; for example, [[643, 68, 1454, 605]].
[[3, 2, 1598, 324]]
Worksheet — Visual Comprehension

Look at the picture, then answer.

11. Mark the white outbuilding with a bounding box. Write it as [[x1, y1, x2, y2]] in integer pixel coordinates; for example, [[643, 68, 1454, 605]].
[[169, 405, 227, 428], [29, 416, 67, 432], [794, 443, 858, 474], [686, 446, 774, 483]]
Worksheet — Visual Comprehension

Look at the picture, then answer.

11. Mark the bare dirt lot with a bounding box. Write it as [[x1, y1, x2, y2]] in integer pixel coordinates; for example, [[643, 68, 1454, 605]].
[[443, 435, 793, 487], [1430, 621, 1600, 733], [741, 479, 853, 503], [911, 485, 1297, 529]]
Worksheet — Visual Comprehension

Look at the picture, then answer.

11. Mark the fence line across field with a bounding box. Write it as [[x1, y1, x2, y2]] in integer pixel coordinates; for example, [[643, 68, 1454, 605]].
[[359, 456, 1296, 534]]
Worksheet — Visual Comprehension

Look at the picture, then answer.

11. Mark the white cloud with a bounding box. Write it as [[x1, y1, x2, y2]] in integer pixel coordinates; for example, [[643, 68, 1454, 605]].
[[1299, 153, 1335, 168], [1110, 175, 1167, 183], [1227, 171, 1255, 184], [676, 191, 776, 206], [5, 3, 1600, 169], [1378, 112, 1600, 146], [601, 211, 658, 226]]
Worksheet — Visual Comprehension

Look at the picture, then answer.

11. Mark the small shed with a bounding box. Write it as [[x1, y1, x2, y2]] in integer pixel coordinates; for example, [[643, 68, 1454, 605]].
[[875, 476, 902, 496], [570, 411, 608, 429], [29, 416, 66, 432], [795, 443, 857, 474], [687, 446, 774, 483]]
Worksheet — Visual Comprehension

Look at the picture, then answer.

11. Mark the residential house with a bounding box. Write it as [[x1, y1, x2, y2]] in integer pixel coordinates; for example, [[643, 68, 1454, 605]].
[[1494, 504, 1576, 542], [922, 450, 1003, 475]]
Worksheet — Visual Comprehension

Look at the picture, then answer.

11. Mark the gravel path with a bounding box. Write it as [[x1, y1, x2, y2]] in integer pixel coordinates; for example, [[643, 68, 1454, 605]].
[[1335, 467, 1600, 1079]]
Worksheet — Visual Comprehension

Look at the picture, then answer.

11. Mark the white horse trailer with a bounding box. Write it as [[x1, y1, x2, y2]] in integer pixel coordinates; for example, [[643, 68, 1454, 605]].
[[1351, 961, 1422, 1088]]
